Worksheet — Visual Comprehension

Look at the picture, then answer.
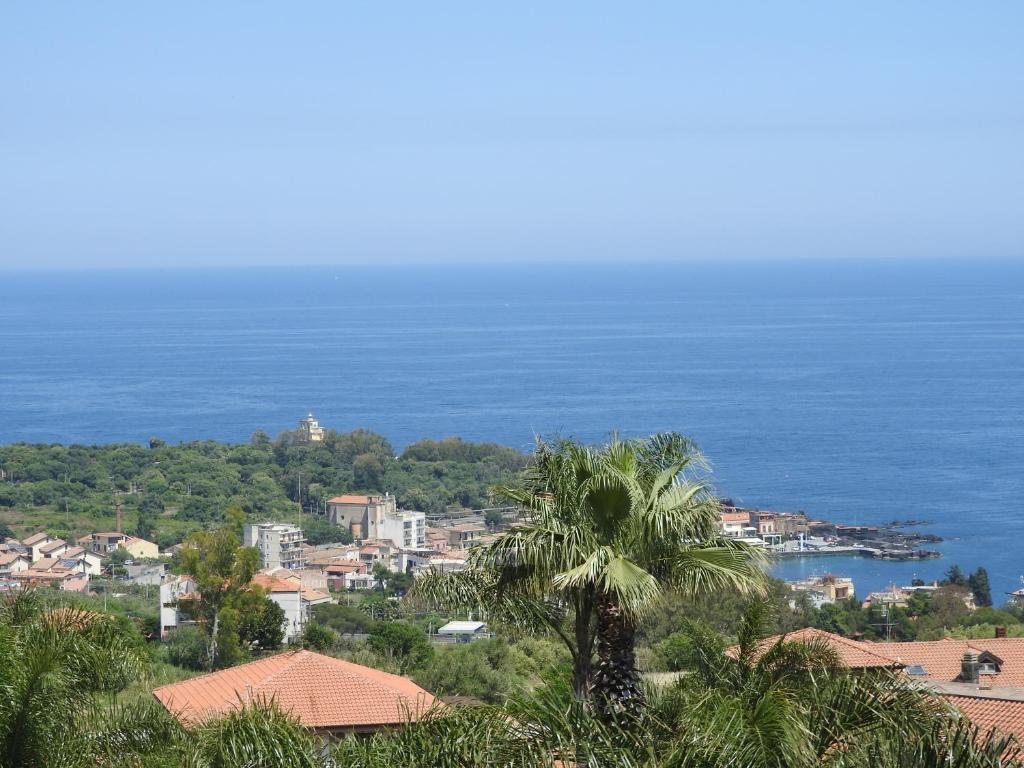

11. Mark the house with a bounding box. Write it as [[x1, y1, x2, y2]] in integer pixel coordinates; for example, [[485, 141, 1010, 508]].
[[424, 527, 450, 552], [120, 535, 160, 559], [250, 573, 331, 642], [22, 532, 58, 562], [78, 532, 159, 559], [59, 546, 104, 576], [788, 574, 855, 608], [244, 522, 307, 570], [125, 561, 167, 585], [735, 627, 1024, 742], [719, 510, 753, 537], [0, 551, 31, 575], [152, 650, 438, 736], [36, 538, 69, 560], [160, 575, 199, 637], [444, 523, 486, 549], [13, 558, 91, 592], [437, 620, 488, 643]]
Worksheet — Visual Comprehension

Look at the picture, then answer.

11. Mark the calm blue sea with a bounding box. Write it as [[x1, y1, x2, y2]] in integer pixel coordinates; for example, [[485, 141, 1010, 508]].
[[1, 260, 1023, 598]]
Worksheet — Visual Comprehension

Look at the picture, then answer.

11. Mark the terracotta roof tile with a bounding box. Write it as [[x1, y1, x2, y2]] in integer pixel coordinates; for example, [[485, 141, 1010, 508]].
[[328, 495, 373, 504], [868, 638, 1024, 687], [730, 628, 902, 669], [945, 694, 1024, 741], [22, 532, 51, 546], [153, 650, 438, 730]]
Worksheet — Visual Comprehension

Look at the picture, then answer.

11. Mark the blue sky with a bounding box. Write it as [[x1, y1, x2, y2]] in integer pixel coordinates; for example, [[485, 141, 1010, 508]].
[[1, 2, 1022, 269]]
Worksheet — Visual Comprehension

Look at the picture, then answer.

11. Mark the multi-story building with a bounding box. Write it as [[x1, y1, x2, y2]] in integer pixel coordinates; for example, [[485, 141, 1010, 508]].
[[160, 575, 199, 638], [378, 510, 427, 550], [326, 493, 425, 547], [244, 522, 307, 570]]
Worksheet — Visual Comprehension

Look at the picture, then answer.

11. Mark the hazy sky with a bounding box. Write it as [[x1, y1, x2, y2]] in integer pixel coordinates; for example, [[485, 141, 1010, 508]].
[[2, 2, 1022, 269]]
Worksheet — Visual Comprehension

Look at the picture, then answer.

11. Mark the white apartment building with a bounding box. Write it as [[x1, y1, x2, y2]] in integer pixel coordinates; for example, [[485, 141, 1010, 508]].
[[244, 523, 307, 570], [378, 510, 427, 550]]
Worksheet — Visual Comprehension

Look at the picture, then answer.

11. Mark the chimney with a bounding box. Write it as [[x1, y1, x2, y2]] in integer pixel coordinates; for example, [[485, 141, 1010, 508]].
[[961, 650, 980, 683], [996, 626, 1007, 639]]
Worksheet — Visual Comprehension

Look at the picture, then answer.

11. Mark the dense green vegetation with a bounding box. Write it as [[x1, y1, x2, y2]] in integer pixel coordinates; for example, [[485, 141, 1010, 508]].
[[0, 430, 528, 546]]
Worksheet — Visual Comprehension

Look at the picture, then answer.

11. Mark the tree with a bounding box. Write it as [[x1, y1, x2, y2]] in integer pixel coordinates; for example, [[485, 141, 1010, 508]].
[[177, 509, 260, 669], [945, 564, 967, 587], [968, 567, 992, 607], [236, 593, 287, 651], [368, 621, 433, 674], [483, 508, 504, 531], [135, 494, 162, 540], [300, 622, 336, 652], [413, 434, 765, 718], [0, 592, 177, 767]]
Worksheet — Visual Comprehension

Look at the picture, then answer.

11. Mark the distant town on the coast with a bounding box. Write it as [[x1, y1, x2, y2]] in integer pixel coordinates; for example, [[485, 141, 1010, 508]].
[[5, 409, 1024, 764]]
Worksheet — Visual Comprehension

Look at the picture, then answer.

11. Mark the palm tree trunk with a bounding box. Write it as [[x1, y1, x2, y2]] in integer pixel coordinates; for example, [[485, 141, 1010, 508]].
[[591, 592, 644, 720], [572, 591, 595, 702]]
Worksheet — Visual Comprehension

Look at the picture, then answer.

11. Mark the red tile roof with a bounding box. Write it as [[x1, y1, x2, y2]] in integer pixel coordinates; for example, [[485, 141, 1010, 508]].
[[869, 638, 1024, 687], [22, 532, 51, 546], [250, 573, 300, 594], [328, 495, 372, 504], [945, 694, 1024, 741], [153, 650, 438, 731], [729, 627, 902, 669]]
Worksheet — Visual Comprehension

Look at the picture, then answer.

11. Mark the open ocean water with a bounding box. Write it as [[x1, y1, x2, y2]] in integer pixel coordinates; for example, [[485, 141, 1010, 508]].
[[1, 260, 1022, 598]]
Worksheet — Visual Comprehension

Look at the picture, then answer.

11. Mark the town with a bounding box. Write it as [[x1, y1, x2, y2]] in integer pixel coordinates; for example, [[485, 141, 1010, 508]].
[[2, 422, 1023, 765]]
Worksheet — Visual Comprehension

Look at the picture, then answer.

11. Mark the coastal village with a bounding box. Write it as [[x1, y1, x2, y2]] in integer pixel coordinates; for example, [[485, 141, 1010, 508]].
[[1, 415, 1022, 758]]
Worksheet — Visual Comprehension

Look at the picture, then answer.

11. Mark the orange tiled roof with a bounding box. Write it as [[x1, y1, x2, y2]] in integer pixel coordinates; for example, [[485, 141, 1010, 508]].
[[301, 587, 332, 603], [328, 495, 372, 504], [153, 650, 438, 730], [38, 539, 67, 553], [720, 511, 751, 524], [250, 573, 300, 594], [945, 694, 1024, 741], [22, 532, 51, 546], [0, 552, 28, 566], [729, 627, 902, 669], [869, 637, 1024, 687]]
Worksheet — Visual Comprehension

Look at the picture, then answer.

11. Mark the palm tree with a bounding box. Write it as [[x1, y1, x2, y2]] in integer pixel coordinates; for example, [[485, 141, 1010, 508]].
[[0, 590, 178, 768], [413, 433, 767, 716], [649, 600, 1022, 768]]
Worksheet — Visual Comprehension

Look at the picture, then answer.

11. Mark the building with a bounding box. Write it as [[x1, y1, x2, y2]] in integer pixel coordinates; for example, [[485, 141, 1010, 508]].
[[719, 510, 754, 537], [59, 546, 104, 576], [732, 627, 1024, 743], [160, 575, 199, 637], [326, 493, 426, 548], [13, 558, 91, 592], [437, 620, 488, 643], [22, 532, 59, 562], [444, 523, 486, 549], [244, 522, 307, 570], [377, 510, 427, 550], [78, 532, 159, 560], [250, 573, 331, 642], [125, 561, 167, 585], [0, 551, 31, 578], [153, 650, 438, 737], [788, 574, 855, 608], [299, 413, 325, 442]]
